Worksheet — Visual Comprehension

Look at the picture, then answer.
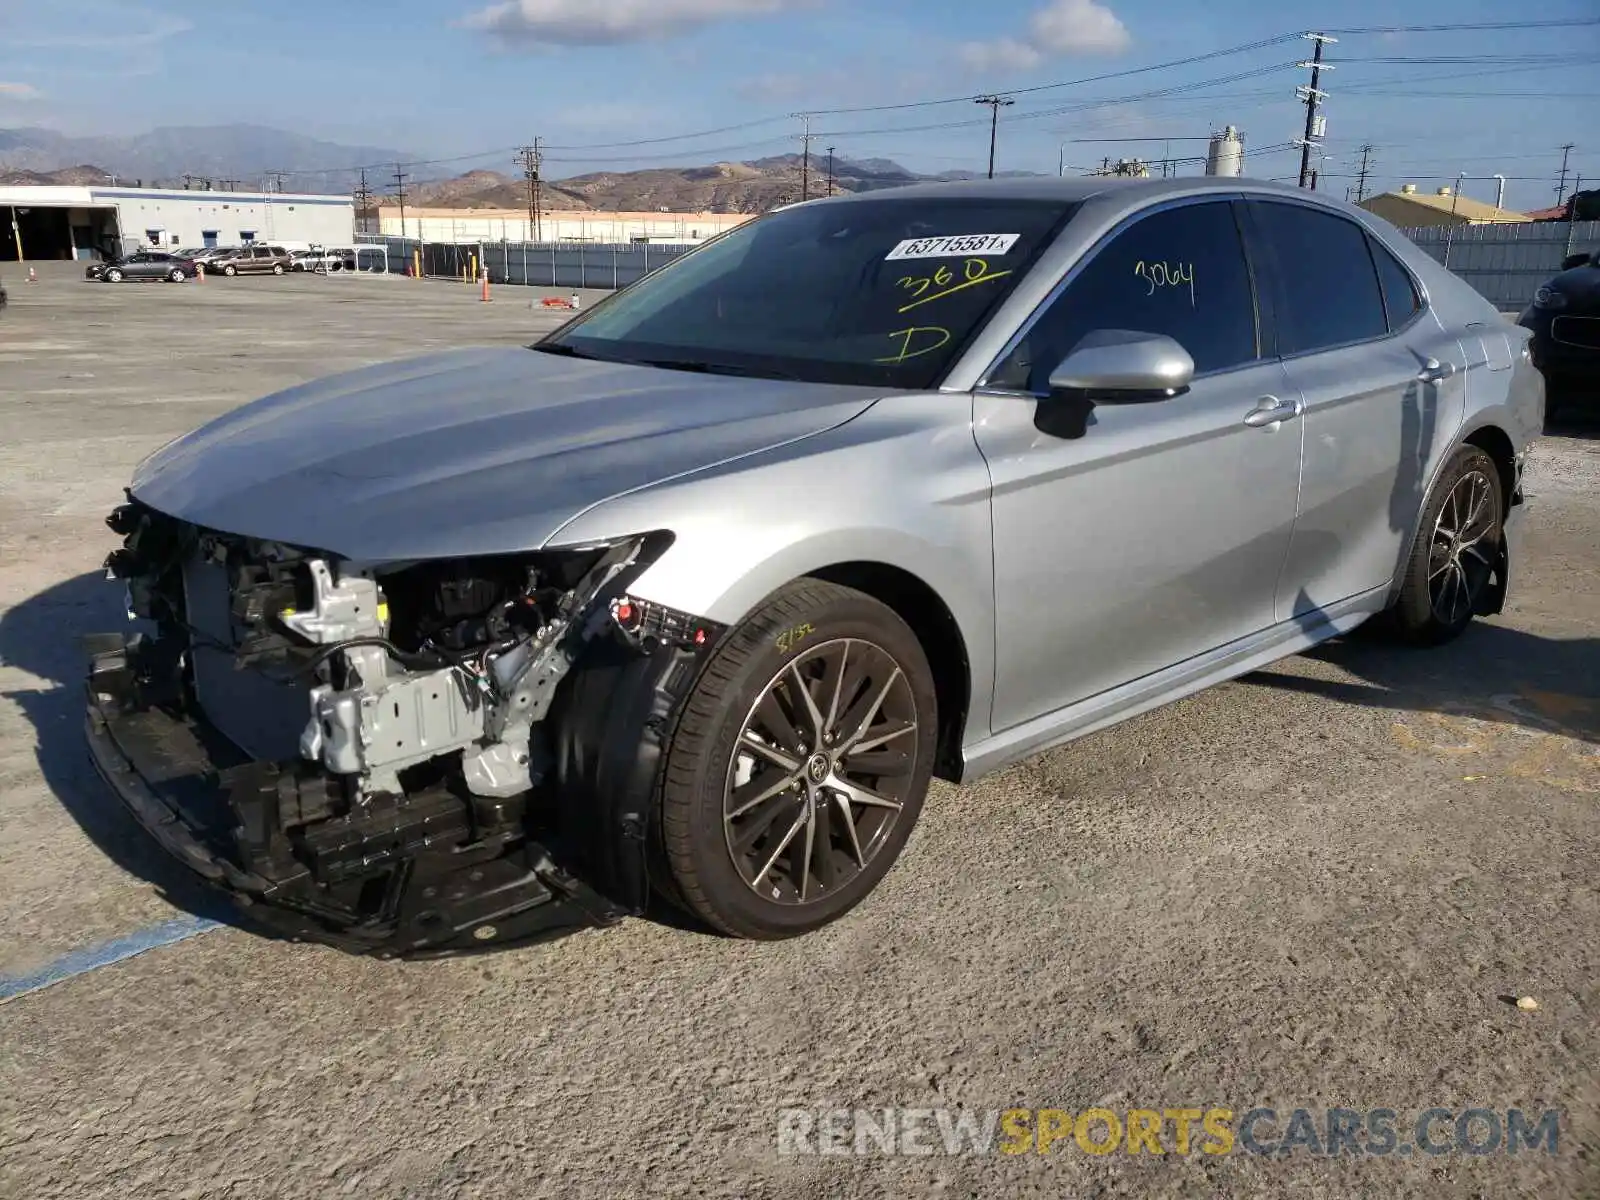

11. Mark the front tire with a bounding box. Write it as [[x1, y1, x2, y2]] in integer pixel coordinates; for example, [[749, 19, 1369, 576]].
[[658, 580, 937, 939], [272, 263, 285, 275], [168, 268, 185, 282], [105, 268, 124, 283], [1391, 446, 1504, 645]]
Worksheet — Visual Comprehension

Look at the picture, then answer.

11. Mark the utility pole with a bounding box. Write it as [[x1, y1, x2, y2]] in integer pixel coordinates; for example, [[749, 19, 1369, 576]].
[[1555, 143, 1576, 206], [517, 142, 543, 241], [791, 113, 814, 201], [1295, 32, 1336, 189], [1354, 142, 1375, 203], [353, 168, 373, 235], [825, 146, 836, 196], [975, 94, 1015, 179], [392, 163, 409, 242]]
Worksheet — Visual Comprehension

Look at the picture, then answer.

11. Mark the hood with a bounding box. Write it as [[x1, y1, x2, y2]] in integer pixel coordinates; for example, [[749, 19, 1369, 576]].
[[130, 346, 883, 561], [1546, 263, 1600, 309]]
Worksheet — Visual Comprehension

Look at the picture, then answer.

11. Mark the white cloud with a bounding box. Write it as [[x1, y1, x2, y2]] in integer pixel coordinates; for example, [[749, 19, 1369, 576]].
[[0, 2, 191, 49], [959, 38, 1045, 73], [462, 0, 806, 47], [0, 82, 43, 100], [960, 0, 1130, 73]]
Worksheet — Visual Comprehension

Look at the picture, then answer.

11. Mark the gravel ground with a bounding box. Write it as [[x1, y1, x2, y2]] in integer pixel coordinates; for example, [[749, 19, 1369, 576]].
[[0, 262, 1596, 1199]]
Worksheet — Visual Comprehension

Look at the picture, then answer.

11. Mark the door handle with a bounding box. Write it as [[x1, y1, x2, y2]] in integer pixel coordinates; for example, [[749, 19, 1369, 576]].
[[1416, 358, 1458, 384], [1243, 395, 1302, 428]]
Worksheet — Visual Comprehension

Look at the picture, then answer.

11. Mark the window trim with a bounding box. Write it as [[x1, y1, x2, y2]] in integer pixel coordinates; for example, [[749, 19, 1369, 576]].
[[1243, 196, 1403, 361], [974, 193, 1263, 396]]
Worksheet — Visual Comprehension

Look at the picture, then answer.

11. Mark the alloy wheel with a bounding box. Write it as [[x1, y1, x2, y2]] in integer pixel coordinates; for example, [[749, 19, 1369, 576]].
[[723, 638, 919, 906], [1428, 468, 1497, 626]]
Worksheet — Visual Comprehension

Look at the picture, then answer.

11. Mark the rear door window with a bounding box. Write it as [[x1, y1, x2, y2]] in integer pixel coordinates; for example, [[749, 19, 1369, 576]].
[[1369, 235, 1423, 331], [1249, 201, 1388, 354]]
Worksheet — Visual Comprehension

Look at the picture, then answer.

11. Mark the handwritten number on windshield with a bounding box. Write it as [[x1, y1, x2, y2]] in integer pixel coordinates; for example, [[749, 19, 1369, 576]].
[[1134, 259, 1195, 307], [876, 326, 952, 364], [896, 257, 1013, 314]]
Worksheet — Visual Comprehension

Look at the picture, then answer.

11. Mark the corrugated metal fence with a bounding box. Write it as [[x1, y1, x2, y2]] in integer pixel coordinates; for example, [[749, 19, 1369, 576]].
[[1396, 221, 1599, 309], [357, 223, 1600, 309], [356, 235, 694, 289]]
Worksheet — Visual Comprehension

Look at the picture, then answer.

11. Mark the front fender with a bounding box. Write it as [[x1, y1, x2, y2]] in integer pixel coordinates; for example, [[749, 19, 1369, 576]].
[[544, 392, 1000, 742]]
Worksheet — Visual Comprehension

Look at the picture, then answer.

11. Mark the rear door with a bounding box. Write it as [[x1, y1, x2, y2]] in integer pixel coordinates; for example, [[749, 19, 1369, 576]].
[[1246, 199, 1466, 617]]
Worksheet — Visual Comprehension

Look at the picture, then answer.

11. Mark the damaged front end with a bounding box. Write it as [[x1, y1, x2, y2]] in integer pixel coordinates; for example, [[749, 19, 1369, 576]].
[[85, 499, 722, 956]]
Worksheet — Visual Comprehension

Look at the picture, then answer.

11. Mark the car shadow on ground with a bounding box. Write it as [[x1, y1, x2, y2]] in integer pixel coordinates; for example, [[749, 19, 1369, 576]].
[[1245, 619, 1600, 745], [0, 569, 716, 948], [1545, 381, 1600, 440]]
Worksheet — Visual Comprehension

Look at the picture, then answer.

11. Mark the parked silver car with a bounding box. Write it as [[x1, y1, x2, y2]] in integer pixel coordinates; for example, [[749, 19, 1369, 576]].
[[87, 177, 1541, 955]]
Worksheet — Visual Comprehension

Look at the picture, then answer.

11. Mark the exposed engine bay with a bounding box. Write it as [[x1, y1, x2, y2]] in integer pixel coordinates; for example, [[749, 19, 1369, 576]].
[[85, 498, 721, 955]]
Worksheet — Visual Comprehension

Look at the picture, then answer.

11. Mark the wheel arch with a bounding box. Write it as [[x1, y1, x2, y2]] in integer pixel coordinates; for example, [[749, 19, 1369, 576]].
[[1461, 423, 1516, 515], [806, 561, 972, 784]]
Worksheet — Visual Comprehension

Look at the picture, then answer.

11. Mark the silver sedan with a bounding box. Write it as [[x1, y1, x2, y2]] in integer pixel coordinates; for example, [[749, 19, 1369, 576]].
[[88, 177, 1542, 954]]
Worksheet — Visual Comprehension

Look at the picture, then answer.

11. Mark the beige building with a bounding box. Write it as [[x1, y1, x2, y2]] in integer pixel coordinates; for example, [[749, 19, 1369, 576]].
[[1358, 184, 1531, 229], [374, 206, 753, 244]]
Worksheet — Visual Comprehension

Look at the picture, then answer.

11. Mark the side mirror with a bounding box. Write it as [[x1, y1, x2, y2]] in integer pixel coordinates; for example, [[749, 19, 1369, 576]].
[[1047, 329, 1195, 400], [1560, 251, 1594, 271]]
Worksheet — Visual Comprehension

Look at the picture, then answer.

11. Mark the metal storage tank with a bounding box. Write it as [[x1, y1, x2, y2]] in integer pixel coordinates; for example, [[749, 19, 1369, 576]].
[[1206, 126, 1244, 177]]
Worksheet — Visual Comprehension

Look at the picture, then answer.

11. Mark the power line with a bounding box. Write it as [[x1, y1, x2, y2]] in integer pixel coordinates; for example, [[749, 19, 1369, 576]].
[[793, 113, 814, 201], [1354, 142, 1375, 202], [1322, 17, 1600, 33], [391, 163, 408, 241], [1295, 33, 1335, 188], [974, 95, 1015, 179], [1555, 143, 1576, 204], [516, 142, 543, 241], [353, 168, 373, 234]]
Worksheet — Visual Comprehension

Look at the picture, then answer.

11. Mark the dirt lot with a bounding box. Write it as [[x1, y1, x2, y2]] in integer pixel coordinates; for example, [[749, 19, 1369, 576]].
[[1, 262, 1597, 1198]]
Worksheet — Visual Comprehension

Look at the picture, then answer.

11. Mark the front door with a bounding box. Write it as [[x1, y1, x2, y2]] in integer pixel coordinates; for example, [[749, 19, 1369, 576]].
[[1245, 200, 1467, 617], [975, 198, 1305, 732]]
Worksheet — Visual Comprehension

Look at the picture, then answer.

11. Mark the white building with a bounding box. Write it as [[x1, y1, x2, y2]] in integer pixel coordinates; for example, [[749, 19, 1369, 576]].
[[374, 206, 752, 245], [1, 184, 355, 262]]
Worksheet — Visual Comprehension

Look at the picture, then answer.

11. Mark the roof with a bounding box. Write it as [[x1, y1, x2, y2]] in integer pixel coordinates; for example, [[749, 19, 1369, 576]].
[[1358, 190, 1530, 224], [1524, 204, 1569, 221]]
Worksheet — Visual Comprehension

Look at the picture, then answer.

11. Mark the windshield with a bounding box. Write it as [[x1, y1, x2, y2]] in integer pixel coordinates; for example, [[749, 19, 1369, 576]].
[[539, 196, 1075, 388]]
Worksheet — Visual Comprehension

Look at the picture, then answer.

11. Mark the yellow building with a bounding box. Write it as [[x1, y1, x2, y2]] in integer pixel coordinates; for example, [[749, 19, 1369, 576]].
[[374, 206, 753, 244], [1358, 184, 1531, 229]]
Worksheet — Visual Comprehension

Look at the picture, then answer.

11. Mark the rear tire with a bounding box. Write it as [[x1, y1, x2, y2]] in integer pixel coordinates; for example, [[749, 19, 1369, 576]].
[[658, 580, 937, 939], [1391, 446, 1504, 646]]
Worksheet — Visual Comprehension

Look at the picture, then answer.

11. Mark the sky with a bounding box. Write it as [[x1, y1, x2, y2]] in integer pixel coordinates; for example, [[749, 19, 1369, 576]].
[[0, 0, 1596, 210]]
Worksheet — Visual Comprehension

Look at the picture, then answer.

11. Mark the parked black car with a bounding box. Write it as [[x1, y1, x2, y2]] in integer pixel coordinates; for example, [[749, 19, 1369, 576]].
[[0, 270, 8, 314], [1518, 248, 1600, 420], [86, 251, 198, 283]]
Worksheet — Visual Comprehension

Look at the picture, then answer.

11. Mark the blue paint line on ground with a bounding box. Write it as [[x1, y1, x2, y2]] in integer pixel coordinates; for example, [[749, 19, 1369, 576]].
[[0, 916, 222, 1003]]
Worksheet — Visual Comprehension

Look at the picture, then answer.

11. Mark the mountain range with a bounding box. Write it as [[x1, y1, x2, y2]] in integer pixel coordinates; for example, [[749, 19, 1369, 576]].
[[0, 124, 1042, 213]]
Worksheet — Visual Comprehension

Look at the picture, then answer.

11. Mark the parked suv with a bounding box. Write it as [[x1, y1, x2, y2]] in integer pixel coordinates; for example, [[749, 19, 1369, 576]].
[[212, 245, 294, 276]]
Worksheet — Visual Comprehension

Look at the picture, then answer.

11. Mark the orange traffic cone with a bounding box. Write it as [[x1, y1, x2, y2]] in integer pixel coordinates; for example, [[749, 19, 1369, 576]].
[[480, 271, 491, 302], [26, 267, 38, 283]]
